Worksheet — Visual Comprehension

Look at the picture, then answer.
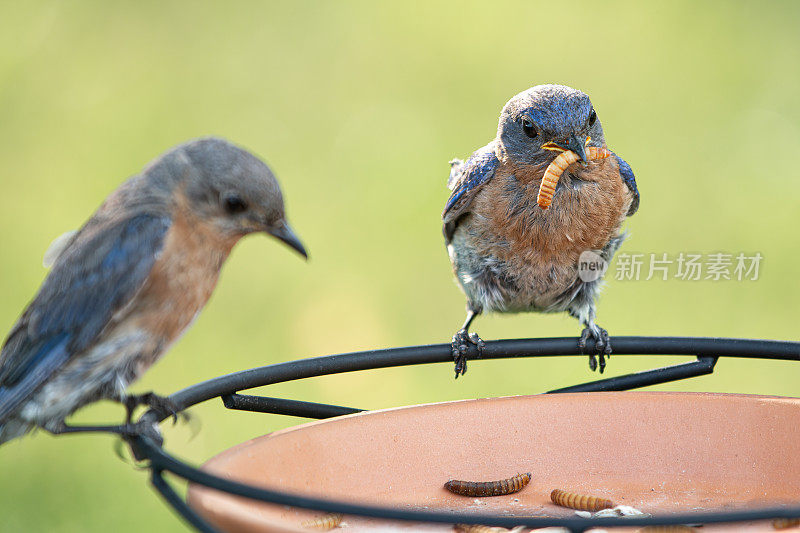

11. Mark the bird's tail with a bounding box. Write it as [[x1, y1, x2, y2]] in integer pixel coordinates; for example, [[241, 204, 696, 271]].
[[0, 419, 34, 445]]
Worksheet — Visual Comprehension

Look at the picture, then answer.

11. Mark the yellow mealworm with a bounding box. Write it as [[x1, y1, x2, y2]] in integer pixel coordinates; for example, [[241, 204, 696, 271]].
[[444, 472, 531, 497], [550, 488, 614, 511], [773, 518, 800, 530], [537, 146, 612, 209], [301, 513, 343, 530], [454, 525, 525, 533]]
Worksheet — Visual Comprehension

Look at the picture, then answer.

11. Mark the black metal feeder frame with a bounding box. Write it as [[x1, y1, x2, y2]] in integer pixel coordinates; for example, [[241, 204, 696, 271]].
[[103, 336, 800, 533]]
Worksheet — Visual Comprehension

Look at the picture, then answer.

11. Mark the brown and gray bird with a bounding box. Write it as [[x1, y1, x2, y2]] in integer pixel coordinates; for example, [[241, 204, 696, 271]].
[[0, 137, 307, 444], [444, 85, 639, 377]]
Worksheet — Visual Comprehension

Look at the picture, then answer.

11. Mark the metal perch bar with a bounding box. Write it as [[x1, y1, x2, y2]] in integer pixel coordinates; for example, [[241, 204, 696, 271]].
[[141, 336, 799, 422], [117, 336, 800, 532]]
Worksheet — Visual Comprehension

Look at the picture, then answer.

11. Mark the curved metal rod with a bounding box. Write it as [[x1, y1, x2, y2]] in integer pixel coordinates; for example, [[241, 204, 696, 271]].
[[130, 336, 800, 532], [134, 435, 800, 532], [144, 336, 800, 423], [150, 470, 218, 533]]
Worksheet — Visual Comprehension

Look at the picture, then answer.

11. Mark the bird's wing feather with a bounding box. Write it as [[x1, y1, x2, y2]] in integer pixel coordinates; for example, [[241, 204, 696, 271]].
[[614, 154, 639, 216], [0, 214, 171, 421], [442, 143, 499, 241]]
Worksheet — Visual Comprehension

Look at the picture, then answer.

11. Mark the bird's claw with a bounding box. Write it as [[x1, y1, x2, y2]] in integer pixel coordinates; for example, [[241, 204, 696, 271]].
[[451, 329, 485, 379], [124, 392, 184, 425], [578, 326, 612, 373]]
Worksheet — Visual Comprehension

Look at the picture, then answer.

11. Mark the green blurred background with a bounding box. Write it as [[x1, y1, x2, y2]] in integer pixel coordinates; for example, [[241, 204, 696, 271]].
[[1, 1, 798, 531]]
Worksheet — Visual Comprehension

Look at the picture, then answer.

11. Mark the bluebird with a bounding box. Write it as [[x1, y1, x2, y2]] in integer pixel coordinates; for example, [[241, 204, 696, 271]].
[[0, 137, 307, 444], [443, 85, 639, 377]]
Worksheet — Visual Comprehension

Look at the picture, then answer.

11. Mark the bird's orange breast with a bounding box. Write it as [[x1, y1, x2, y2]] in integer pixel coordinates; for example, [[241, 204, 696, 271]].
[[125, 200, 236, 354], [474, 155, 632, 268]]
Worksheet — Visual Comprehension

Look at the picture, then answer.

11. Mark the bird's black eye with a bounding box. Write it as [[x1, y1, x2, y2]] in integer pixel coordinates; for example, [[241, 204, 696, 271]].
[[521, 118, 538, 139], [223, 194, 248, 214], [588, 109, 597, 127]]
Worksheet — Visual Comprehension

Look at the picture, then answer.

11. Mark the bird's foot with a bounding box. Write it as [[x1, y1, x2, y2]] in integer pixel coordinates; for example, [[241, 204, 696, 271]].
[[124, 392, 184, 425], [578, 326, 612, 373], [451, 329, 485, 379]]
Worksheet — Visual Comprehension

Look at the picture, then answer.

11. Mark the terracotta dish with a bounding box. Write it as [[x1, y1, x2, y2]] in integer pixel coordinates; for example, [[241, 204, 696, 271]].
[[187, 392, 800, 532]]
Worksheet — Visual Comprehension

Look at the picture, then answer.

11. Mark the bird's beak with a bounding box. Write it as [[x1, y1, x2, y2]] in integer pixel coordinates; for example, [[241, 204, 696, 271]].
[[267, 222, 308, 259], [542, 135, 589, 162], [566, 134, 589, 163]]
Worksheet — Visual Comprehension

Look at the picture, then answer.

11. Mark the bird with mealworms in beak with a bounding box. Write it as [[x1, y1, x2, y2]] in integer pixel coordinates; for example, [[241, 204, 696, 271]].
[[443, 84, 639, 377], [0, 137, 307, 444]]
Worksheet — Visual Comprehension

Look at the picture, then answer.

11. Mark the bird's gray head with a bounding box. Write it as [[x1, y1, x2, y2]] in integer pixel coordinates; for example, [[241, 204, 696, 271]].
[[496, 84, 606, 165], [167, 137, 307, 258]]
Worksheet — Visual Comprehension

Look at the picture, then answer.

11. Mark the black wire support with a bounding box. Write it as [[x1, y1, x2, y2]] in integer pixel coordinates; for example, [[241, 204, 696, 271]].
[[104, 336, 799, 532]]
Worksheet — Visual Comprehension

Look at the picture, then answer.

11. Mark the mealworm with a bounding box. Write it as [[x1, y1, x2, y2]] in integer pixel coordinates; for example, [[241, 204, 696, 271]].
[[550, 488, 614, 511], [301, 513, 343, 530], [773, 518, 800, 529], [453, 525, 525, 533], [635, 527, 697, 533], [537, 146, 612, 209], [444, 472, 531, 497]]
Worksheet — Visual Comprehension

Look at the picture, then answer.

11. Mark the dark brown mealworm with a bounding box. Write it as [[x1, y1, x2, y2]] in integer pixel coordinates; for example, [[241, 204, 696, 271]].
[[773, 518, 800, 530], [444, 472, 531, 497]]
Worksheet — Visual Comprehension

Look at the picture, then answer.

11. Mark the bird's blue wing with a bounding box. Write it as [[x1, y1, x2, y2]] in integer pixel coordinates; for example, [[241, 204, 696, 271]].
[[0, 334, 70, 421], [442, 143, 499, 241], [614, 155, 639, 216], [0, 214, 171, 421]]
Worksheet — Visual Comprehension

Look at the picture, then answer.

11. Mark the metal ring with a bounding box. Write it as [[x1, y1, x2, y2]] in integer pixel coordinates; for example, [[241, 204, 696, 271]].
[[121, 336, 800, 533]]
